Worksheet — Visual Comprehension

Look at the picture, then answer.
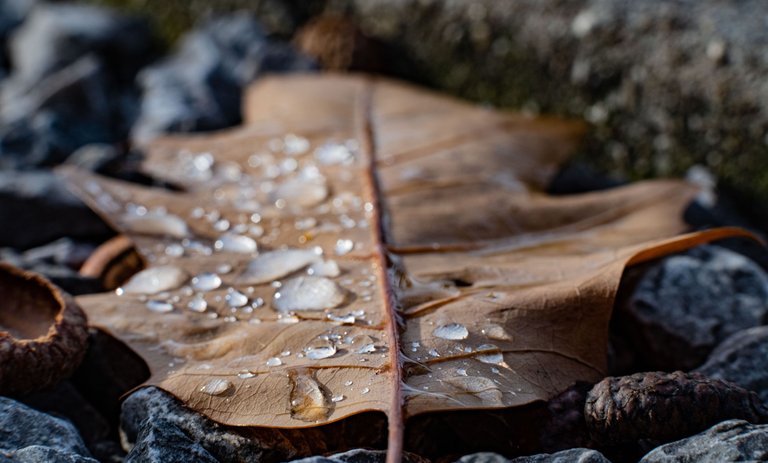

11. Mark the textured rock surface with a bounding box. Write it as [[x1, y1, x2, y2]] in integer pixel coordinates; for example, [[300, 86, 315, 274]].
[[622, 245, 768, 370], [639, 420, 768, 462], [696, 326, 768, 405], [585, 371, 768, 446], [0, 396, 98, 462], [131, 12, 315, 143], [455, 449, 611, 463], [290, 448, 428, 463]]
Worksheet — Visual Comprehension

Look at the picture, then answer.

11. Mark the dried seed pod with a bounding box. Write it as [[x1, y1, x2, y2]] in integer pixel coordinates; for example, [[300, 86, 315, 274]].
[[0, 263, 89, 394], [80, 234, 144, 290], [585, 371, 768, 446], [294, 15, 383, 72]]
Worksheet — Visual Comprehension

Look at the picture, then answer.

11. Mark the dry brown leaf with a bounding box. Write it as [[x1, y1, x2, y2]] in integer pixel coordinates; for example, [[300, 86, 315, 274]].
[[63, 74, 752, 461]]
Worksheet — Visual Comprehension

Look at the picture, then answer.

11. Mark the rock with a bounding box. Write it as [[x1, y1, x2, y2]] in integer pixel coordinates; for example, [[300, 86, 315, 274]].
[[0, 170, 112, 249], [290, 449, 412, 463], [121, 387, 327, 462], [622, 245, 768, 371], [0, 0, 35, 41], [65, 143, 124, 175], [585, 371, 768, 447], [455, 449, 611, 463], [639, 420, 768, 462], [6, 3, 154, 85], [539, 383, 593, 452], [696, 326, 768, 406], [131, 12, 315, 143], [0, 396, 98, 462]]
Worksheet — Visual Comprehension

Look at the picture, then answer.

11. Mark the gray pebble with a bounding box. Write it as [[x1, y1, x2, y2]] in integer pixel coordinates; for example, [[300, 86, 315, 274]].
[[623, 245, 768, 370], [640, 420, 768, 462], [696, 325, 768, 405]]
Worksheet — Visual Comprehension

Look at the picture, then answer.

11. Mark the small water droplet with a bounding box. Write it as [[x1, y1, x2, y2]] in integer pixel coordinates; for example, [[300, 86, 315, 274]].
[[305, 342, 337, 360], [226, 289, 249, 308], [433, 323, 469, 340], [327, 313, 356, 324], [295, 217, 317, 230], [200, 378, 233, 396], [428, 348, 440, 357], [315, 143, 354, 165], [146, 300, 173, 313], [344, 380, 353, 387], [482, 324, 511, 341], [266, 357, 282, 367], [361, 387, 370, 394], [331, 394, 345, 403], [237, 371, 256, 379], [165, 243, 184, 257], [123, 211, 188, 238], [215, 233, 257, 254], [187, 295, 207, 312], [457, 368, 468, 376], [271, 177, 328, 208], [334, 239, 354, 256], [121, 266, 188, 295], [476, 351, 504, 365], [213, 219, 231, 232], [355, 343, 376, 354], [191, 272, 222, 292], [273, 276, 346, 312]]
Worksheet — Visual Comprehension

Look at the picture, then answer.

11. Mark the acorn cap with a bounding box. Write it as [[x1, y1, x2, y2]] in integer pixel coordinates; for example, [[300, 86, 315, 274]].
[[80, 234, 144, 290], [0, 262, 89, 395]]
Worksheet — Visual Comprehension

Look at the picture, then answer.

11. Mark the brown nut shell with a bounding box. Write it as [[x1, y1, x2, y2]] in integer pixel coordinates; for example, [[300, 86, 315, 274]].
[[0, 262, 89, 395], [80, 234, 144, 290]]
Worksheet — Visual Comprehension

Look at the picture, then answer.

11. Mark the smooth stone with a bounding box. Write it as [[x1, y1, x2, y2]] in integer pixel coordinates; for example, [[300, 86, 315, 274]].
[[622, 245, 768, 370], [0, 396, 98, 462], [456, 449, 611, 463], [640, 420, 768, 462], [290, 449, 427, 463]]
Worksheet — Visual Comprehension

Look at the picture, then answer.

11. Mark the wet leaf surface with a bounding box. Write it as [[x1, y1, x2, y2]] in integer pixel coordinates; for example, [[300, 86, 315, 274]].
[[63, 74, 751, 461]]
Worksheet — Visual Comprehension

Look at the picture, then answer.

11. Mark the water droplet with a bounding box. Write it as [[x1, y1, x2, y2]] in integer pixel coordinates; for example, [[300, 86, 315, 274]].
[[187, 295, 207, 312], [344, 380, 353, 387], [361, 387, 370, 395], [334, 239, 354, 256], [213, 219, 231, 232], [237, 371, 256, 379], [331, 394, 345, 403], [272, 177, 328, 208], [482, 324, 511, 341], [146, 300, 173, 313], [283, 134, 310, 155], [457, 368, 468, 376], [355, 343, 376, 354], [307, 260, 340, 277], [266, 357, 282, 367], [217, 264, 233, 274], [290, 372, 330, 422], [446, 376, 503, 402], [327, 313, 356, 324], [191, 272, 222, 292], [123, 211, 188, 238], [433, 323, 469, 340], [214, 233, 257, 254], [295, 217, 317, 230], [428, 348, 440, 357], [238, 249, 321, 284], [476, 345, 504, 365], [165, 243, 184, 257], [306, 343, 337, 360], [315, 143, 353, 165], [273, 276, 346, 312], [225, 289, 249, 308], [200, 378, 233, 396], [120, 266, 188, 295]]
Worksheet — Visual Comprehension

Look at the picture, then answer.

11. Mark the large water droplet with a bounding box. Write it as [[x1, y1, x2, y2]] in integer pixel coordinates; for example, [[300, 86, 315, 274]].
[[290, 372, 330, 422], [238, 249, 321, 284], [191, 272, 222, 292], [226, 289, 249, 308], [482, 324, 511, 341], [273, 276, 346, 312], [271, 177, 328, 208], [200, 378, 233, 396], [123, 211, 188, 238], [315, 143, 353, 165], [146, 300, 174, 313], [214, 233, 257, 254], [307, 260, 340, 277], [433, 323, 469, 340], [305, 342, 337, 360], [187, 295, 207, 312], [334, 239, 354, 256], [266, 357, 282, 367], [121, 266, 188, 295], [331, 394, 345, 403], [475, 344, 504, 365]]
